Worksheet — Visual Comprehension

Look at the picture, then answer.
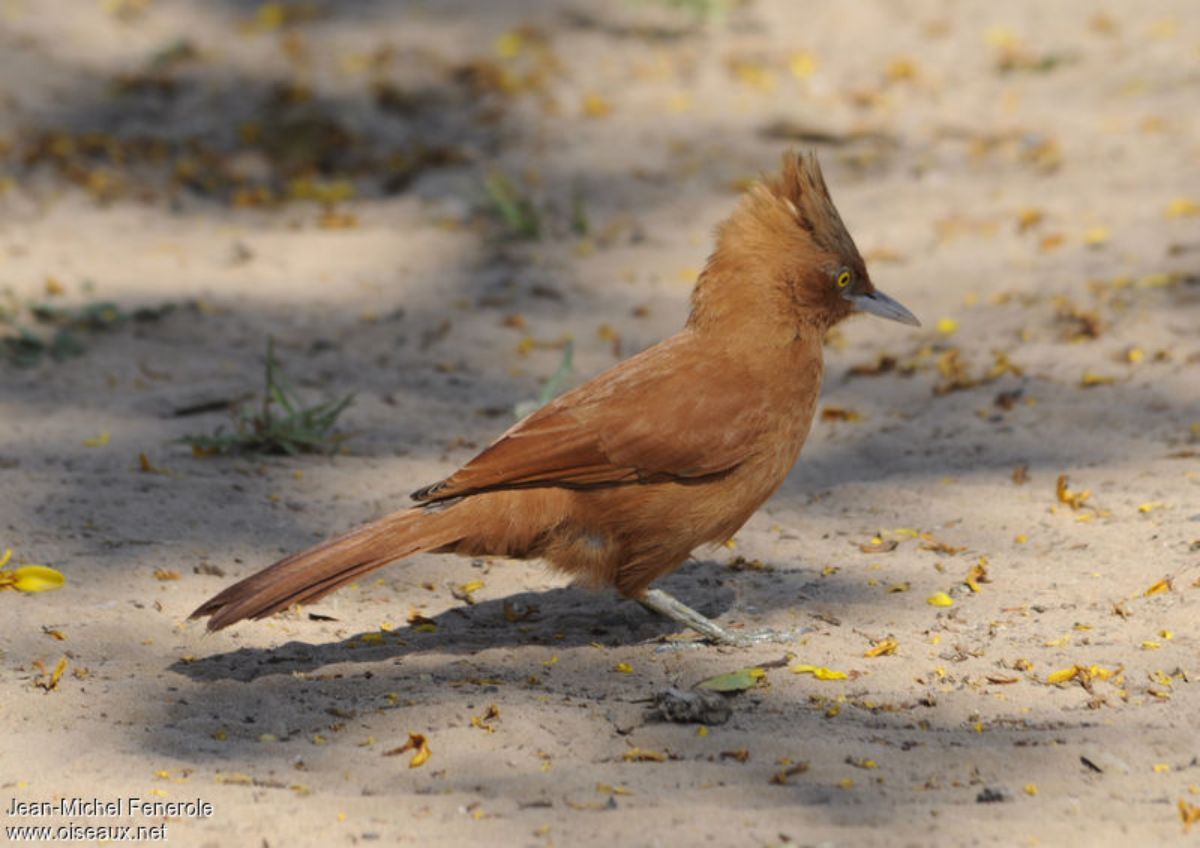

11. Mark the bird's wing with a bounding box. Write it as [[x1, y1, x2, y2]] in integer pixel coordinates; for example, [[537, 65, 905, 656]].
[[411, 338, 770, 502]]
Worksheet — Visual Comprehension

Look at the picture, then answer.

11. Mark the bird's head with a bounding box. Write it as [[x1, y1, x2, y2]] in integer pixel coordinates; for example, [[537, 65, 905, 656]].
[[691, 151, 919, 334]]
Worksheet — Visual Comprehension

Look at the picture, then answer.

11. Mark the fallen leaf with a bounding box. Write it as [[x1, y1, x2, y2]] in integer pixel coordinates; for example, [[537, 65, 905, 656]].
[[1144, 577, 1173, 597], [769, 762, 810, 784], [919, 535, 966, 555], [821, 406, 862, 422], [1080, 371, 1115, 387], [1181, 799, 1200, 832], [788, 51, 818, 80], [35, 656, 68, 691], [858, 537, 898, 554], [581, 92, 613, 118], [471, 704, 501, 733], [1056, 475, 1091, 510], [790, 664, 848, 680], [927, 592, 954, 607], [595, 782, 632, 796], [1166, 198, 1200, 219], [138, 452, 169, 474], [864, 637, 898, 658], [964, 558, 990, 593], [1016, 207, 1044, 231], [383, 732, 430, 768], [696, 666, 766, 693], [623, 747, 667, 763]]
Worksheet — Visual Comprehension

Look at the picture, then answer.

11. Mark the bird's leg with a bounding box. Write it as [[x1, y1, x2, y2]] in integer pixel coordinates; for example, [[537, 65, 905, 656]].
[[638, 587, 742, 645]]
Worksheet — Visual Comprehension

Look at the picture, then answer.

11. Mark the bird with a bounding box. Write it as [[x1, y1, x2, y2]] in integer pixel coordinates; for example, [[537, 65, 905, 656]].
[[191, 151, 919, 644]]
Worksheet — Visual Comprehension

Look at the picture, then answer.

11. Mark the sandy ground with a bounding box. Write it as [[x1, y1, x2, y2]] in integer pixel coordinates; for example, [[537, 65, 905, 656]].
[[2, 1, 1199, 845]]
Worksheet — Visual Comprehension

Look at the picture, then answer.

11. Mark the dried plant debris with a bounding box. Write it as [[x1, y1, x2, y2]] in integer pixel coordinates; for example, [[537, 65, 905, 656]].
[[652, 687, 733, 725]]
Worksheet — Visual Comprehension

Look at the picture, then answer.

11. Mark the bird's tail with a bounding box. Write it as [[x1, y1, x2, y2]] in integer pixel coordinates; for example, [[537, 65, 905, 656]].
[[191, 506, 464, 631]]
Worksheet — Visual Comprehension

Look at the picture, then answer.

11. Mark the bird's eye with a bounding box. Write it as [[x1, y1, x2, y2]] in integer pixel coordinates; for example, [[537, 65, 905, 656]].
[[836, 269, 852, 288]]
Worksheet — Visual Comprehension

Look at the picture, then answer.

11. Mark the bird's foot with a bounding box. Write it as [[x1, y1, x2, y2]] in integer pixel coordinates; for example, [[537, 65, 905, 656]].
[[638, 588, 800, 647], [724, 627, 800, 646]]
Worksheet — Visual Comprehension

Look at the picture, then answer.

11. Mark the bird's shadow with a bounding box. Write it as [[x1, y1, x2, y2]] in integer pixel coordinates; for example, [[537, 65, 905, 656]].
[[171, 562, 745, 683]]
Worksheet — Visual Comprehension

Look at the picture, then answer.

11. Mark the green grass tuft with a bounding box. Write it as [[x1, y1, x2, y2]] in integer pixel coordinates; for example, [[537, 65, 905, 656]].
[[182, 338, 354, 456], [483, 171, 542, 239]]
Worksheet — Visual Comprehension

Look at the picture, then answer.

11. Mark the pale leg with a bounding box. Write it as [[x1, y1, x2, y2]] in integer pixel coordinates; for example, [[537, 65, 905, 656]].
[[639, 587, 742, 645]]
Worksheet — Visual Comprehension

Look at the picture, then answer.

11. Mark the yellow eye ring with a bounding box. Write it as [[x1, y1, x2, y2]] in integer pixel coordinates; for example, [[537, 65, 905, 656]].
[[836, 270, 852, 288]]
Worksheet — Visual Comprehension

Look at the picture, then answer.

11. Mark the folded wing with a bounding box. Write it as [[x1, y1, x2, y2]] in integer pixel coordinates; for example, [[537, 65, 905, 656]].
[[412, 337, 769, 502]]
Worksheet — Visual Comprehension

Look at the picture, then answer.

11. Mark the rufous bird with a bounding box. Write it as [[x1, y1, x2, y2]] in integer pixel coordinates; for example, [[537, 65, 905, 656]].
[[192, 152, 919, 644]]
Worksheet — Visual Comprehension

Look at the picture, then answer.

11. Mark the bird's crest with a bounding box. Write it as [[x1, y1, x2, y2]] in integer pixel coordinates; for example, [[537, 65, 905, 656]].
[[764, 151, 861, 261]]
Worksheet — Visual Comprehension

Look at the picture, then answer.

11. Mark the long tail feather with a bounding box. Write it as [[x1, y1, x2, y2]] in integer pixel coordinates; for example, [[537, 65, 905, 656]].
[[191, 507, 463, 631]]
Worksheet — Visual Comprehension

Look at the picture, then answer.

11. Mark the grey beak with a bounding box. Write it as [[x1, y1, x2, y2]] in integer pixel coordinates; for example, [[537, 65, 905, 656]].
[[850, 288, 921, 327]]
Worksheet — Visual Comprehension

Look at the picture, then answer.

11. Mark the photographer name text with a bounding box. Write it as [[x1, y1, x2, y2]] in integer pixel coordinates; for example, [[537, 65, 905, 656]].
[[6, 796, 213, 818]]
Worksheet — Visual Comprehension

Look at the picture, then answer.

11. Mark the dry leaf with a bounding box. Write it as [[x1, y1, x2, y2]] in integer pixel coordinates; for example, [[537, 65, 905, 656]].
[[384, 732, 431, 768], [769, 762, 810, 785], [821, 406, 862, 422], [1181, 800, 1200, 832], [35, 656, 68, 691], [1056, 475, 1091, 510], [864, 637, 898, 658], [623, 747, 667, 763], [1144, 577, 1173, 597], [858, 537, 898, 553], [790, 664, 848, 680], [964, 558, 990, 593]]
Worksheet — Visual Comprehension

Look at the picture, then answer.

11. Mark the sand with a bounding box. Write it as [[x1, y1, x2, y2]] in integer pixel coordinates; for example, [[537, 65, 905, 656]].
[[1, 0, 1198, 845]]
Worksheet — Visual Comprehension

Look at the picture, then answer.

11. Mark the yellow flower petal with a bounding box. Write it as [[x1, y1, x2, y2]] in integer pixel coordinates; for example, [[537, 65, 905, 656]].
[[1145, 577, 1173, 596], [790, 664, 848, 680], [788, 51, 818, 80], [864, 637, 898, 658], [1080, 371, 1115, 387], [581, 93, 613, 119], [1166, 197, 1200, 218], [1181, 799, 1200, 831], [927, 592, 954, 607], [1046, 666, 1079, 685], [11, 565, 66, 593]]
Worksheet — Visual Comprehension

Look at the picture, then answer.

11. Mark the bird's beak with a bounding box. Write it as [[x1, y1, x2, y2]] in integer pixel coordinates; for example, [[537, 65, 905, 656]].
[[849, 288, 921, 327]]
